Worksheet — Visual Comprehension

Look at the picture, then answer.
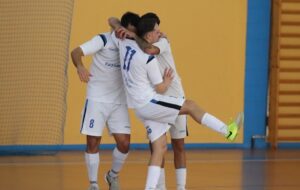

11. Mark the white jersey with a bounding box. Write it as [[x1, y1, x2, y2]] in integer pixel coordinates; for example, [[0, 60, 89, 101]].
[[154, 38, 185, 97], [80, 32, 126, 104], [111, 32, 163, 109]]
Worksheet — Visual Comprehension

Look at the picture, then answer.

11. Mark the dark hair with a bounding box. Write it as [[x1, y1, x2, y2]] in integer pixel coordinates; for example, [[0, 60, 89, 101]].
[[121, 12, 140, 28], [141, 12, 160, 25], [137, 18, 157, 37]]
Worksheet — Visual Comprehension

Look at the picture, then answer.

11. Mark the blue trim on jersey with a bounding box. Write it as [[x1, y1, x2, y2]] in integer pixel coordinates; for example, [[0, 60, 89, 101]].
[[147, 55, 155, 64], [150, 99, 158, 104], [99, 34, 107, 46]]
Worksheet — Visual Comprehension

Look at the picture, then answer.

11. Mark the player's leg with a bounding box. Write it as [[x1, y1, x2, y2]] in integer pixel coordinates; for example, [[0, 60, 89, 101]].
[[146, 134, 167, 190], [136, 94, 242, 141], [104, 134, 130, 190], [110, 134, 130, 175], [85, 135, 101, 190], [171, 138, 186, 190], [80, 100, 107, 190], [105, 104, 131, 190], [156, 159, 166, 190], [150, 141, 167, 190], [170, 115, 187, 190], [144, 120, 170, 190], [155, 116, 188, 190], [179, 99, 242, 141]]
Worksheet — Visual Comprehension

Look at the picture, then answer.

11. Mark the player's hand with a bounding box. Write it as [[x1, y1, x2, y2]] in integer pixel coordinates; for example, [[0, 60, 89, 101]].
[[163, 68, 174, 86], [116, 27, 136, 39], [116, 27, 128, 39], [77, 64, 92, 83]]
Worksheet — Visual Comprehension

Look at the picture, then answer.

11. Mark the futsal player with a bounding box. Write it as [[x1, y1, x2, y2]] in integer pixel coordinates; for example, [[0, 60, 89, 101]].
[[70, 12, 140, 190]]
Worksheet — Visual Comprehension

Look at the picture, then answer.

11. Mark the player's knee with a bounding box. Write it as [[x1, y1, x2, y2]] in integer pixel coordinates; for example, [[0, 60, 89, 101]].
[[86, 143, 99, 153], [153, 142, 167, 155], [182, 99, 197, 114], [172, 139, 185, 153], [161, 143, 168, 154], [86, 136, 100, 153], [117, 141, 130, 153]]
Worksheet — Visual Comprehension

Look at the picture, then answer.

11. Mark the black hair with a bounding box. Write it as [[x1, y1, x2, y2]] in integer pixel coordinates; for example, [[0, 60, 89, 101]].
[[120, 12, 140, 28], [137, 18, 157, 38], [141, 12, 160, 25]]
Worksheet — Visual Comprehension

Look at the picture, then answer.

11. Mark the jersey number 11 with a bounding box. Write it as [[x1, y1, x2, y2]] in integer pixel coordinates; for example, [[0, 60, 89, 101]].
[[123, 46, 136, 71]]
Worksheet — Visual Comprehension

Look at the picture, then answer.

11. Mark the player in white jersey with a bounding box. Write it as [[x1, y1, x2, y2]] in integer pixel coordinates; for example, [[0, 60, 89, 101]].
[[110, 13, 187, 189], [111, 15, 243, 190], [70, 12, 140, 190], [139, 13, 187, 190]]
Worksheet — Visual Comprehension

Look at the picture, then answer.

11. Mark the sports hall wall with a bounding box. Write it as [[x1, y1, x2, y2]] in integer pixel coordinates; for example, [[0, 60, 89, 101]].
[[65, 0, 246, 146], [0, 0, 277, 150]]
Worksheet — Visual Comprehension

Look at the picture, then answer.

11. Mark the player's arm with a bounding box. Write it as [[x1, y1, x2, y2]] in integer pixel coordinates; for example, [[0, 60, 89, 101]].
[[71, 47, 91, 83], [108, 17, 130, 39], [136, 35, 170, 56], [108, 17, 122, 30], [147, 56, 173, 94], [155, 68, 173, 94], [107, 17, 160, 55], [134, 36, 160, 55], [71, 35, 104, 82], [108, 17, 161, 55]]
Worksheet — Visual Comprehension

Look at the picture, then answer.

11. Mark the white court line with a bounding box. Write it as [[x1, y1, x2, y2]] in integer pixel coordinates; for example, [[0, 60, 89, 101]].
[[0, 158, 300, 166]]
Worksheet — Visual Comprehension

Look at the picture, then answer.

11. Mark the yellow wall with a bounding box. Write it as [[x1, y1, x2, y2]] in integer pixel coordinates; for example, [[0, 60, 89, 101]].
[[65, 0, 246, 144]]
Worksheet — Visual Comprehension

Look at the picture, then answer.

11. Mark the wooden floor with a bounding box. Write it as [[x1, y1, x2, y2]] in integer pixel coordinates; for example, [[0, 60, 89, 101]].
[[0, 149, 300, 190]]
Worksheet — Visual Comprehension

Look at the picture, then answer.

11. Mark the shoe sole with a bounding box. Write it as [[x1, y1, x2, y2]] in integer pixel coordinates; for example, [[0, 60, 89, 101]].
[[235, 112, 244, 130]]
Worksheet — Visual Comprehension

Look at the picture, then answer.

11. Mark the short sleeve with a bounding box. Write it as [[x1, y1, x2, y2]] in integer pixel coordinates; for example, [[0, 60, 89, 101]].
[[153, 37, 169, 54], [79, 35, 104, 56]]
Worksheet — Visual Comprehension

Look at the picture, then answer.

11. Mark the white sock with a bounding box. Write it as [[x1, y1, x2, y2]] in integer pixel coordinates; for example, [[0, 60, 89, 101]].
[[85, 152, 99, 183], [145, 166, 161, 190], [156, 168, 166, 189], [176, 168, 186, 190], [109, 147, 129, 177], [201, 113, 228, 136]]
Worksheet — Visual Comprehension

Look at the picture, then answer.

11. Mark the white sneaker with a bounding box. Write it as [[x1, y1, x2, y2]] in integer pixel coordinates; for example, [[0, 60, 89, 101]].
[[105, 171, 120, 190]]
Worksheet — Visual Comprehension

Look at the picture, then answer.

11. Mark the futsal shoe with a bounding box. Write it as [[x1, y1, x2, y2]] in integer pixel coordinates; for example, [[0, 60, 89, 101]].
[[105, 171, 120, 190], [226, 112, 244, 141]]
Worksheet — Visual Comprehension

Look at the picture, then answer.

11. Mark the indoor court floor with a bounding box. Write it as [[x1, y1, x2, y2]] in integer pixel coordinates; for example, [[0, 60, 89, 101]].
[[0, 149, 300, 190]]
